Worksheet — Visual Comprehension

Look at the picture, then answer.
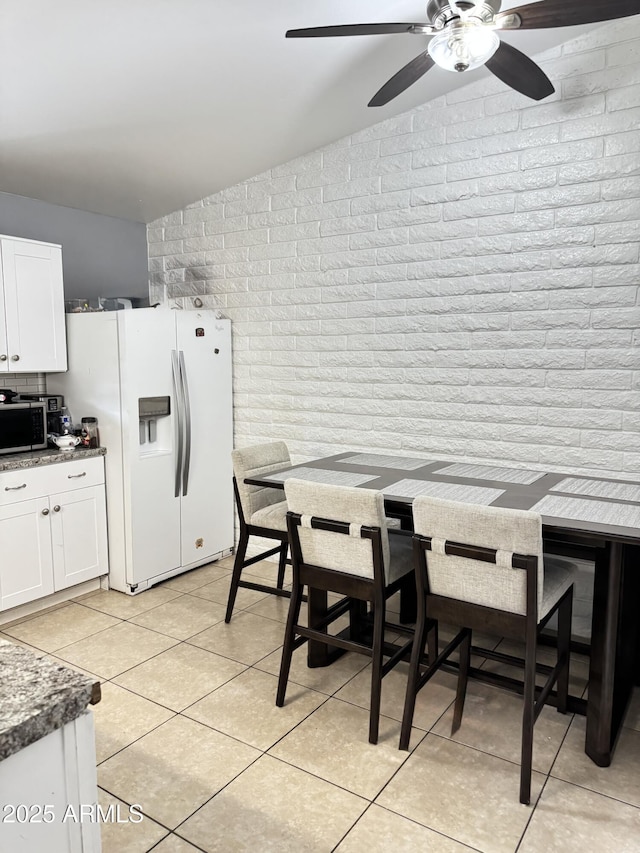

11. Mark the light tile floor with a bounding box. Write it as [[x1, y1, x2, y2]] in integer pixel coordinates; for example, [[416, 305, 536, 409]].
[[2, 556, 640, 853]]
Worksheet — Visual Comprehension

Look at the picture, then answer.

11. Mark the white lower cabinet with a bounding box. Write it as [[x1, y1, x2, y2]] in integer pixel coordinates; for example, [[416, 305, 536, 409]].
[[50, 485, 108, 591], [0, 497, 55, 609], [0, 457, 108, 611], [0, 710, 101, 853]]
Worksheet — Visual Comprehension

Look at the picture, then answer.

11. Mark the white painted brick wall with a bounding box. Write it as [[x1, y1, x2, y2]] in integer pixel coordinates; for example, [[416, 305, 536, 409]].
[[148, 20, 640, 479]]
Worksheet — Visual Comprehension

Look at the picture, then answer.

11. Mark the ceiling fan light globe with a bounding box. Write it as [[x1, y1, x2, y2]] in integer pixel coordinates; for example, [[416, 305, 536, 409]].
[[427, 24, 499, 73]]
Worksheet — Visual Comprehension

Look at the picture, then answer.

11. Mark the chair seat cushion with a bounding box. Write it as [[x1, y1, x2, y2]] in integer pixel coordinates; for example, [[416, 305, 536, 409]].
[[388, 532, 414, 585], [540, 555, 579, 621], [250, 500, 288, 532]]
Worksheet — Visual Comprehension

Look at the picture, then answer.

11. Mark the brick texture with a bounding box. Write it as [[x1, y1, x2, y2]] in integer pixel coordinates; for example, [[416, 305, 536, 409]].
[[148, 20, 640, 479]]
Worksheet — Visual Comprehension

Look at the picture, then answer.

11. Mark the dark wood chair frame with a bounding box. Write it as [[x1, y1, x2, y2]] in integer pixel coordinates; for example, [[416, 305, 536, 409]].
[[400, 533, 573, 805], [277, 511, 419, 744], [225, 476, 296, 623]]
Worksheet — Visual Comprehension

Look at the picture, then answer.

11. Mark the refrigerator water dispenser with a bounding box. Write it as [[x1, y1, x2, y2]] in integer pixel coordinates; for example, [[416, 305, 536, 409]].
[[138, 396, 171, 445]]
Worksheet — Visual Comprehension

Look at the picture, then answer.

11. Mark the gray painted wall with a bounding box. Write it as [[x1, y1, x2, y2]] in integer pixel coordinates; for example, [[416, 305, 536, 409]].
[[0, 192, 148, 300]]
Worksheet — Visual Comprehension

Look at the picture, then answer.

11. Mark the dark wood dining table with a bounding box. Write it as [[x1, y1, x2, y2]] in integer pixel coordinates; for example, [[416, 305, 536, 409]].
[[245, 450, 640, 768]]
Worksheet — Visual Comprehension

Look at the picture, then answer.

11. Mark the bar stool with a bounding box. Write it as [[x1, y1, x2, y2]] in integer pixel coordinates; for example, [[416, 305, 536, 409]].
[[225, 441, 292, 623], [400, 495, 578, 804], [277, 478, 419, 744]]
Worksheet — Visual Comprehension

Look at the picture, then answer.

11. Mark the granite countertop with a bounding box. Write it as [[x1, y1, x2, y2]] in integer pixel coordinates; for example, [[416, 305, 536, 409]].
[[0, 639, 101, 762], [0, 446, 106, 473]]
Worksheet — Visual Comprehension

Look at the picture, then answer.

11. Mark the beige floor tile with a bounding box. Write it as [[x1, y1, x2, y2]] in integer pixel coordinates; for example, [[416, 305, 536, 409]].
[[0, 599, 70, 629], [487, 638, 590, 696], [45, 653, 102, 679], [93, 682, 175, 763], [113, 643, 246, 711], [2, 603, 120, 652], [1, 639, 99, 678], [336, 805, 475, 853], [129, 594, 226, 640], [335, 660, 457, 732], [179, 754, 367, 852], [153, 835, 203, 853], [99, 716, 260, 830], [256, 645, 369, 695], [269, 698, 412, 800], [215, 554, 236, 572], [431, 680, 573, 773], [377, 735, 545, 853], [56, 621, 179, 679], [161, 562, 232, 592], [98, 789, 168, 853], [243, 558, 293, 587], [519, 777, 640, 853], [0, 633, 45, 652], [77, 586, 184, 619], [246, 591, 306, 624], [188, 575, 268, 610], [187, 610, 285, 665], [185, 667, 326, 750], [551, 716, 640, 808]]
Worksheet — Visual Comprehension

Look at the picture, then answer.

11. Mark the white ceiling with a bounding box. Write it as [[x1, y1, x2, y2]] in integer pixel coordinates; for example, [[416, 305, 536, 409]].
[[1, 1, 603, 223]]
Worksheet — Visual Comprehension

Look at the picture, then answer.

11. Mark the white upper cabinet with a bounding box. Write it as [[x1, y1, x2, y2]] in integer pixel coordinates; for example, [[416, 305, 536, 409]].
[[0, 236, 67, 372]]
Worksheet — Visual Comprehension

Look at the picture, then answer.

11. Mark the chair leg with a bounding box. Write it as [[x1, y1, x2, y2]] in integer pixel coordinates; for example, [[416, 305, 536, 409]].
[[399, 598, 430, 750], [369, 598, 386, 745], [225, 530, 249, 623], [426, 621, 438, 667], [556, 590, 573, 715], [276, 578, 304, 708], [349, 599, 368, 640], [399, 570, 417, 624], [276, 541, 287, 589], [520, 636, 537, 805], [451, 628, 472, 735]]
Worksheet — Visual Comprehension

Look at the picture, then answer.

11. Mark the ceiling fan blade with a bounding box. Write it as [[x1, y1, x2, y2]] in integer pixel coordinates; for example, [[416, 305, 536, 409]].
[[286, 23, 428, 38], [368, 51, 436, 107], [485, 41, 555, 100], [497, 0, 639, 29]]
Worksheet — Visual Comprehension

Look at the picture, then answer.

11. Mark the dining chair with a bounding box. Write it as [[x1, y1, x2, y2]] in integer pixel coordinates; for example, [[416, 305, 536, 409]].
[[225, 441, 292, 623], [400, 495, 579, 805], [276, 478, 420, 744]]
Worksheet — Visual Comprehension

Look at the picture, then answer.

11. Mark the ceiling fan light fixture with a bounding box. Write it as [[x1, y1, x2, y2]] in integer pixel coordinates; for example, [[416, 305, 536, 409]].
[[427, 23, 500, 72]]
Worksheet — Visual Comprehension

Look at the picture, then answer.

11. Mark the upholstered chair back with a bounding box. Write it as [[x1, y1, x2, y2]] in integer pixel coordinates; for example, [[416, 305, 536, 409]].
[[284, 479, 391, 582], [232, 442, 290, 520], [412, 496, 544, 617]]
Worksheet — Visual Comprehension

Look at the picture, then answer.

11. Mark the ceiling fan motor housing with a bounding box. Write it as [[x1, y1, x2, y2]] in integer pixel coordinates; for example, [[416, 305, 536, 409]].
[[426, 0, 502, 28]]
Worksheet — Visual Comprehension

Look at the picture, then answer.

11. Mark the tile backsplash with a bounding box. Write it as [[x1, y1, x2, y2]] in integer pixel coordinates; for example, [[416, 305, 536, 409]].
[[0, 373, 46, 394]]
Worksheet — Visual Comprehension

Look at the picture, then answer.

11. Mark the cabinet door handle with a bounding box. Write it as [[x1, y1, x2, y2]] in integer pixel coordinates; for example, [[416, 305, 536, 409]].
[[10, 355, 19, 362], [67, 472, 87, 479], [0, 354, 6, 361], [4, 483, 27, 491], [42, 508, 50, 516], [53, 505, 61, 512]]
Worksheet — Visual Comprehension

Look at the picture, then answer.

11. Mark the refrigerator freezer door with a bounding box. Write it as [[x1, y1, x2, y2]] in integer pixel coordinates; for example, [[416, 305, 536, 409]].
[[176, 313, 233, 568], [119, 310, 182, 586]]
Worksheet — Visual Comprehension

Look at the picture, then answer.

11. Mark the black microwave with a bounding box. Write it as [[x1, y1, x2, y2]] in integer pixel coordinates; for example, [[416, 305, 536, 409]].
[[0, 402, 48, 455]]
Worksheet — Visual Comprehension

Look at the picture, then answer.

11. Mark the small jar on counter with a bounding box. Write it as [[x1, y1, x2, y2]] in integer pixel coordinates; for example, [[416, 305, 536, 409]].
[[81, 417, 100, 448]]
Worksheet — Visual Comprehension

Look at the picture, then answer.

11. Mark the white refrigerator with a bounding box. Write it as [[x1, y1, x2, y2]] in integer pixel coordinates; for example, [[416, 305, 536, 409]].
[[47, 307, 234, 593]]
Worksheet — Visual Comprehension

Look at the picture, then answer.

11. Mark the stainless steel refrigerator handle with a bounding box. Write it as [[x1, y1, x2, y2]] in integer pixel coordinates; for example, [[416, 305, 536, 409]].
[[179, 350, 192, 496], [171, 350, 183, 498]]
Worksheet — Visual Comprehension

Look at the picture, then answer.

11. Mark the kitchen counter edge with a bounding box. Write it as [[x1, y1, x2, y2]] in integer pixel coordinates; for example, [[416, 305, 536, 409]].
[[0, 639, 100, 762], [0, 446, 106, 473]]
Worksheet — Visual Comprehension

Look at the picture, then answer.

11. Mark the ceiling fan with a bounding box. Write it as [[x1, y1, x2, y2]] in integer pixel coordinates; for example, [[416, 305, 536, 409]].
[[286, 0, 639, 106]]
